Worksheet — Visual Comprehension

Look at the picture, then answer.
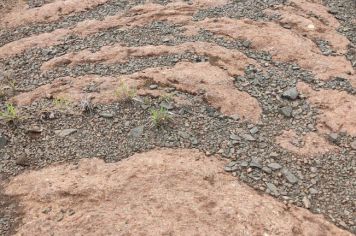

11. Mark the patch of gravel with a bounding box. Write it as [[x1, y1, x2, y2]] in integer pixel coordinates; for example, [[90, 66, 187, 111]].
[[193, 0, 286, 21], [27, 0, 55, 8]]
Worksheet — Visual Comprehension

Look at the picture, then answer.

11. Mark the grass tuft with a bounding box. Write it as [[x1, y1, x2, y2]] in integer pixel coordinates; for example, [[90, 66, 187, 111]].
[[0, 103, 19, 123], [150, 107, 171, 127]]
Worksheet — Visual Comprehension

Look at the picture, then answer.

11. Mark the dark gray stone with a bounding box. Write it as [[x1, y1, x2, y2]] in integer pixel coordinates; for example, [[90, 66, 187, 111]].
[[240, 161, 249, 167], [282, 87, 299, 100], [268, 162, 282, 170], [178, 131, 190, 139], [262, 167, 272, 174], [0, 135, 7, 149], [328, 133, 339, 143], [279, 106, 293, 117], [266, 182, 279, 196], [282, 168, 298, 184], [190, 137, 199, 145], [249, 158, 262, 169], [224, 161, 238, 172], [15, 156, 30, 166], [242, 40, 251, 48]]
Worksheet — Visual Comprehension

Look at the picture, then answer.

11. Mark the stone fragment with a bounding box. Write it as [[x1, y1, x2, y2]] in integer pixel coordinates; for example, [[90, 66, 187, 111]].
[[0, 135, 8, 149], [224, 161, 238, 172], [268, 162, 282, 170], [282, 168, 298, 184], [282, 87, 299, 100], [54, 129, 77, 137], [266, 183, 279, 196], [280, 106, 293, 117]]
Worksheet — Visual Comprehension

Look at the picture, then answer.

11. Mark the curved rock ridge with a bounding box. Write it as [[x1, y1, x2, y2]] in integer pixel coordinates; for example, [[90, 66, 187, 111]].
[[5, 148, 351, 236], [12, 62, 262, 123], [1, 0, 353, 87], [0, 0, 229, 58], [0, 0, 353, 86], [0, 0, 110, 28], [186, 17, 354, 83], [297, 82, 356, 137], [264, 0, 349, 54], [72, 0, 229, 36], [276, 130, 338, 156], [0, 0, 28, 18], [129, 62, 262, 123], [0, 29, 71, 58], [40, 42, 256, 75]]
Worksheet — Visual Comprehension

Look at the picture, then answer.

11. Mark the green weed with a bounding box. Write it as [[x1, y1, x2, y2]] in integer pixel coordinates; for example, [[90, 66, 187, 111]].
[[0, 103, 19, 122], [150, 107, 171, 127]]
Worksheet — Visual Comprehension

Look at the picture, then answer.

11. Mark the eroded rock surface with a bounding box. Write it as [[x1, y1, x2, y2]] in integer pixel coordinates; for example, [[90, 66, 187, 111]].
[[40, 42, 256, 76], [1, 0, 110, 28], [276, 130, 338, 156], [13, 62, 262, 123], [5, 149, 351, 236], [297, 82, 356, 136]]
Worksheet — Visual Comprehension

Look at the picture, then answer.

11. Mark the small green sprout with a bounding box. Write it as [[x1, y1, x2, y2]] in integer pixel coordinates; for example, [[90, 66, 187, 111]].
[[0, 103, 19, 122], [150, 107, 171, 127]]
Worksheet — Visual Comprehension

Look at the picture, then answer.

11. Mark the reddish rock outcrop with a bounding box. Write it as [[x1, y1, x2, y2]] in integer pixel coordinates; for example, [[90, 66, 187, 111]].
[[5, 148, 351, 236], [12, 62, 262, 123], [187, 18, 353, 82], [1, 0, 354, 88], [1, 0, 110, 28], [41, 42, 256, 76], [276, 130, 338, 156], [297, 82, 356, 136], [265, 0, 349, 54]]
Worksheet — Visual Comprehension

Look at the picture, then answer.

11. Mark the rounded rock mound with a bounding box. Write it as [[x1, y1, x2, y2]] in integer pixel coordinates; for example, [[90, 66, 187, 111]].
[[5, 149, 351, 236]]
